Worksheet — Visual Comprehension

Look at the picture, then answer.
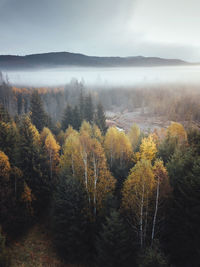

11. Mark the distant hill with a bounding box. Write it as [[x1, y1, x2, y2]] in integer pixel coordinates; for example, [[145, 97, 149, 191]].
[[0, 52, 189, 70]]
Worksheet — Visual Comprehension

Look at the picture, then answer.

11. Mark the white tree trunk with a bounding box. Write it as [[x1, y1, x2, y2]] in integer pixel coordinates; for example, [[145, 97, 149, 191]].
[[140, 182, 145, 249], [83, 150, 88, 189], [151, 178, 160, 245], [144, 195, 149, 246]]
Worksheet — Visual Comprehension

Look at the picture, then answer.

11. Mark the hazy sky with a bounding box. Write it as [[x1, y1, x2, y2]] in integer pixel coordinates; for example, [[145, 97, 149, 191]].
[[0, 0, 200, 61]]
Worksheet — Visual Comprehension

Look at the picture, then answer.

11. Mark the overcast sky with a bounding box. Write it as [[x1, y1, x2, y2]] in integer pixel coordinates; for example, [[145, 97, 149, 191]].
[[0, 0, 200, 61]]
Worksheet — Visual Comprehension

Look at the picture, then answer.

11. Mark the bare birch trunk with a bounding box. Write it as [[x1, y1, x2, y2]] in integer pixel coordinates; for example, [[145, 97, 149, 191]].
[[151, 178, 160, 246], [140, 182, 145, 249], [93, 154, 97, 216], [144, 195, 149, 246]]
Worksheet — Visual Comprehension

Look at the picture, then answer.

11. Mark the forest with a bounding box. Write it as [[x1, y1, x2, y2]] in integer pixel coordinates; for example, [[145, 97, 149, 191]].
[[1, 74, 200, 267]]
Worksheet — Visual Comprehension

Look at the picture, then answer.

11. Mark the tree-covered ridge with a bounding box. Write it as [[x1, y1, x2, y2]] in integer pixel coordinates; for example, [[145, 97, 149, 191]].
[[0, 90, 200, 267]]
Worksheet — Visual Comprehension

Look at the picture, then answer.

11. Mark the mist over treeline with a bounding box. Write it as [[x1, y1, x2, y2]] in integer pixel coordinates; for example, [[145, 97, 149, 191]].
[[1, 72, 200, 126]]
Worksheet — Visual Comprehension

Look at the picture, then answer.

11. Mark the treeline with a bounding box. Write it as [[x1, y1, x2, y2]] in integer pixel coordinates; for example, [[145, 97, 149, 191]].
[[2, 71, 200, 124], [1, 91, 200, 267]]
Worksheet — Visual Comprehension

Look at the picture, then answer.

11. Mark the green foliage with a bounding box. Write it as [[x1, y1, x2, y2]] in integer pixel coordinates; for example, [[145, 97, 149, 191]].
[[30, 90, 48, 132], [187, 127, 200, 155], [18, 116, 50, 214], [158, 134, 178, 164], [52, 177, 90, 265], [167, 147, 194, 186], [84, 93, 94, 123], [166, 154, 200, 266], [0, 121, 19, 165], [0, 104, 10, 123], [62, 104, 81, 131], [138, 240, 169, 267], [96, 211, 135, 267], [95, 102, 107, 135]]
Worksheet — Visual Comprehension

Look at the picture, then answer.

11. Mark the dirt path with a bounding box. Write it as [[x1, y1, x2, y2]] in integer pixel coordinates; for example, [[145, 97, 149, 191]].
[[8, 224, 74, 267]]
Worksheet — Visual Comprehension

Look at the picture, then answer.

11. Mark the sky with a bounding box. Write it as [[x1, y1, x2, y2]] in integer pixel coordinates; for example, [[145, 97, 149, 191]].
[[0, 0, 200, 61]]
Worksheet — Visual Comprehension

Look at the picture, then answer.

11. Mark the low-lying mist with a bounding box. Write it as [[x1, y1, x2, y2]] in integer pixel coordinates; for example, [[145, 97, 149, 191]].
[[3, 65, 200, 86]]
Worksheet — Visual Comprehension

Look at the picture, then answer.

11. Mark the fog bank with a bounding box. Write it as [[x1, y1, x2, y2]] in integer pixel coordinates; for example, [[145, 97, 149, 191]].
[[3, 65, 200, 87]]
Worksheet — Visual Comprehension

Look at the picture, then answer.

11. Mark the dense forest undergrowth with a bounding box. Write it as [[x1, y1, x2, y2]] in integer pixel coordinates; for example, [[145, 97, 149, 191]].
[[1, 74, 200, 267]]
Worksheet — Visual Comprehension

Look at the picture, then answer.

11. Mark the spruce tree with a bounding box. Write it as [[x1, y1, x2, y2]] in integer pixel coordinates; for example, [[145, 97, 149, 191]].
[[79, 89, 85, 122], [0, 104, 10, 123], [72, 105, 81, 130], [96, 211, 133, 267], [84, 94, 94, 123], [95, 102, 107, 134], [52, 177, 90, 265], [18, 116, 50, 213], [30, 90, 47, 132], [166, 153, 200, 266], [61, 104, 73, 130]]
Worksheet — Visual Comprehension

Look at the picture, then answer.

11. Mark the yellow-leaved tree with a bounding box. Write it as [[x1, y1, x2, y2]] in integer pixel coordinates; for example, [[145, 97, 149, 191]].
[[104, 127, 133, 169], [139, 134, 157, 162], [122, 159, 155, 248], [60, 122, 115, 217], [167, 122, 187, 143], [60, 129, 83, 179], [41, 127, 60, 181], [89, 138, 115, 215], [151, 159, 171, 245], [128, 123, 140, 151], [0, 151, 11, 180]]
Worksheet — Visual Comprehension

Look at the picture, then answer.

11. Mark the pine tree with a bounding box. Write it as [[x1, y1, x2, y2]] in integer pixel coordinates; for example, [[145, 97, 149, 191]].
[[30, 90, 47, 132]]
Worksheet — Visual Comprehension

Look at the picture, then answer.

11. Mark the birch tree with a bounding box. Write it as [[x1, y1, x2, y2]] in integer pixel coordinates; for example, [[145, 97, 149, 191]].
[[122, 159, 155, 248], [151, 159, 171, 245]]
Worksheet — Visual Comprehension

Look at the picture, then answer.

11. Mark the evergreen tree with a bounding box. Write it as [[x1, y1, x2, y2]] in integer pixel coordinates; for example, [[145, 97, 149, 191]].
[[16, 93, 23, 115], [0, 104, 10, 123], [52, 177, 90, 265], [18, 116, 50, 213], [72, 105, 81, 130], [0, 121, 19, 165], [84, 94, 94, 123], [30, 90, 47, 132], [138, 240, 169, 267], [95, 102, 107, 135], [166, 151, 200, 266], [61, 104, 73, 130], [96, 211, 134, 267], [79, 89, 85, 122]]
